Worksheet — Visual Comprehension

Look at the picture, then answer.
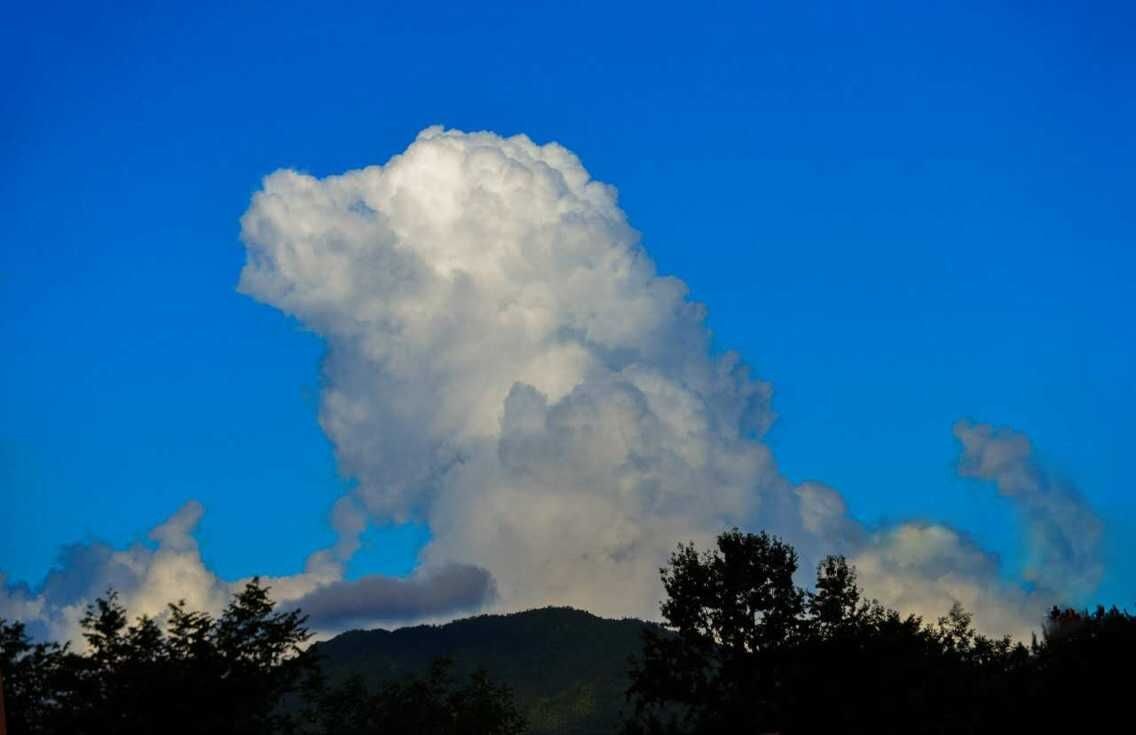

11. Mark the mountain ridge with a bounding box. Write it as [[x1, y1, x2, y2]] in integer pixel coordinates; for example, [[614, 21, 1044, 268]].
[[314, 606, 660, 735]]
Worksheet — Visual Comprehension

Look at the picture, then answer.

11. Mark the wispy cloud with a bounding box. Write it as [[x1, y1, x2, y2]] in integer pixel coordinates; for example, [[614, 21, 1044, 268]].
[[955, 420, 1103, 599]]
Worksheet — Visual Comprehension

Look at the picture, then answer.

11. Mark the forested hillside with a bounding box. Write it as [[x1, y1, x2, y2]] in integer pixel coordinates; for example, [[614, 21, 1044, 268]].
[[315, 607, 653, 735]]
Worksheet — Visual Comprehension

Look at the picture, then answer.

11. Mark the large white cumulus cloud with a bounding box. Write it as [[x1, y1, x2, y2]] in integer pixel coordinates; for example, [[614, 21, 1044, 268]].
[[2, 128, 1102, 644], [237, 127, 1104, 635], [238, 127, 777, 618]]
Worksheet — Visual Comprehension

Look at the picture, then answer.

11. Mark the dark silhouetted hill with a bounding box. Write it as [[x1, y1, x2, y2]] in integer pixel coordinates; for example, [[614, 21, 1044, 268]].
[[313, 607, 655, 735]]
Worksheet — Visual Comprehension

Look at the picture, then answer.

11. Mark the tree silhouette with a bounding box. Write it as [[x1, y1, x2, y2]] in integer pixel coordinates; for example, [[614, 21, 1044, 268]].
[[623, 529, 1136, 735], [626, 529, 805, 733], [5, 534, 1136, 735], [1028, 605, 1136, 731], [309, 658, 526, 735], [0, 619, 71, 735], [0, 580, 526, 735]]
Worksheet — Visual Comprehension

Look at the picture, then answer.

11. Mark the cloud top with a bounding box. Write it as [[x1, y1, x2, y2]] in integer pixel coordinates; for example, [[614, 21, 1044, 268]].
[[236, 127, 1106, 634], [238, 126, 778, 618]]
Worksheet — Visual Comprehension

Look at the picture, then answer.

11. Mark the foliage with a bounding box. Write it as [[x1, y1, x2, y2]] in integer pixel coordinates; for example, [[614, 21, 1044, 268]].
[[0, 580, 525, 735], [625, 529, 1136, 735], [307, 658, 526, 735], [5, 531, 1135, 735], [314, 607, 651, 735], [0, 619, 72, 735], [1, 579, 316, 735]]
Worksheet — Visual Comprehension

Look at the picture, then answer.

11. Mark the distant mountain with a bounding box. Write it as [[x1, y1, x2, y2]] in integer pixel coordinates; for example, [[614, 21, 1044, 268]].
[[313, 607, 657, 735]]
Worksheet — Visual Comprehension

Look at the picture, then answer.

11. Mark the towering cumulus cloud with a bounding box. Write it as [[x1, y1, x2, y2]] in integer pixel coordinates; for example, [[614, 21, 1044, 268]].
[[238, 127, 775, 617], [236, 127, 1103, 636], [0, 128, 1104, 643]]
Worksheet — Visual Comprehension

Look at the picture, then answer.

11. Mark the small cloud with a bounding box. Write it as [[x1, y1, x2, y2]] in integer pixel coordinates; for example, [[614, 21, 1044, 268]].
[[291, 564, 496, 628], [954, 420, 1103, 600]]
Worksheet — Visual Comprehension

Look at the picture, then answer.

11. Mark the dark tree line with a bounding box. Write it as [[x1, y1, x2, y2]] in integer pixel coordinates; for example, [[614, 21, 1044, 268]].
[[0, 579, 524, 735], [311, 659, 525, 735], [624, 529, 1136, 734], [4, 533, 1134, 734]]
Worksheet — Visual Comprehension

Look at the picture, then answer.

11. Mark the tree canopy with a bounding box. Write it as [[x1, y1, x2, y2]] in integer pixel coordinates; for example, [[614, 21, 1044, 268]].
[[625, 529, 1136, 735], [4, 531, 1134, 734], [0, 580, 525, 735]]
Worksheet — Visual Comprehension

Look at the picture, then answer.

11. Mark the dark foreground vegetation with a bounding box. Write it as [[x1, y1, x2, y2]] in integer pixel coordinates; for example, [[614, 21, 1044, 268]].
[[3, 530, 1134, 734], [623, 530, 1136, 734], [315, 607, 649, 734], [0, 581, 524, 735]]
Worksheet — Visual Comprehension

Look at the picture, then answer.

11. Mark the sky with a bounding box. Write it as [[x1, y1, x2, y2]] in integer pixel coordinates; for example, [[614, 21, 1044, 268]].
[[1, 1, 1134, 639]]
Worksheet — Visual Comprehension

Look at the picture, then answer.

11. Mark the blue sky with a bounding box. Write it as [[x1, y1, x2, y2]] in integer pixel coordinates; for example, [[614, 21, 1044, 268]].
[[2, 1, 1134, 608]]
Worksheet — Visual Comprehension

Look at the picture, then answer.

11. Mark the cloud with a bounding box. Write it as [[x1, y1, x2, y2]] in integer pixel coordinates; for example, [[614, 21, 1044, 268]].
[[843, 422, 1105, 639], [851, 523, 1045, 641], [3, 128, 1106, 644], [954, 420, 1103, 599], [238, 126, 779, 620], [0, 501, 487, 645], [234, 126, 1107, 636], [1, 501, 231, 644], [291, 564, 496, 629]]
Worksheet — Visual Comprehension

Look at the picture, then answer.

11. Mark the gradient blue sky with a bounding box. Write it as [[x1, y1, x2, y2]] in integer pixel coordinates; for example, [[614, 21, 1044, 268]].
[[2, 1, 1134, 605]]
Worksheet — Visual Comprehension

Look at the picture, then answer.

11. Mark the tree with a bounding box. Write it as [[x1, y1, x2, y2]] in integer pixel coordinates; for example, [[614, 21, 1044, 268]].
[[0, 579, 318, 735], [625, 529, 1037, 735], [808, 555, 865, 635], [1, 581, 528, 735], [625, 529, 805, 734], [307, 658, 527, 735], [0, 620, 71, 735], [1028, 605, 1136, 731], [205, 578, 316, 734]]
